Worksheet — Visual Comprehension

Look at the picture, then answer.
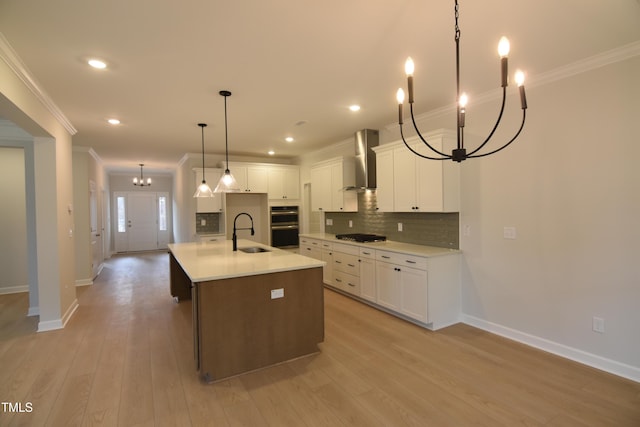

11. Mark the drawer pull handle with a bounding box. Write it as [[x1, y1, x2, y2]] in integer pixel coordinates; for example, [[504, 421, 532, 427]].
[[347, 263, 355, 267], [362, 251, 371, 255], [381, 255, 391, 259], [347, 282, 355, 287], [335, 278, 343, 283], [335, 260, 342, 264], [405, 260, 416, 264]]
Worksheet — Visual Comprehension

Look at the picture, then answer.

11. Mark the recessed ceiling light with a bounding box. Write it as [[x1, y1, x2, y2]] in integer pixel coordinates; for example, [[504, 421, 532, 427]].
[[285, 137, 294, 143], [88, 59, 107, 69], [107, 118, 120, 125], [268, 150, 275, 155], [349, 105, 361, 112]]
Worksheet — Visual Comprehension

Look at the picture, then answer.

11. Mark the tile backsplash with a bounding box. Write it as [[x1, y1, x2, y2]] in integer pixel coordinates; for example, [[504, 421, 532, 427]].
[[325, 192, 459, 249], [195, 212, 221, 234]]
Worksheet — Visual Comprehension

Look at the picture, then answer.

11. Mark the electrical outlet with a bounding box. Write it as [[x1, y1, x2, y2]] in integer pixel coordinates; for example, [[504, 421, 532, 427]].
[[348, 220, 353, 228], [271, 288, 284, 299], [200, 219, 207, 226], [326, 218, 333, 226], [592, 317, 605, 333], [463, 224, 471, 236], [503, 226, 517, 239], [398, 222, 403, 232]]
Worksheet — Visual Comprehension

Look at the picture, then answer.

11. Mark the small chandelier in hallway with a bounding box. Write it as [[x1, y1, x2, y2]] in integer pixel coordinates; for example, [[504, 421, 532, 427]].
[[133, 163, 151, 186]]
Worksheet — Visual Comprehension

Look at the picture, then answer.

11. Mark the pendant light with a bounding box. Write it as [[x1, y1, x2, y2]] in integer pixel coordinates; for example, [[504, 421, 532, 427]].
[[214, 90, 240, 193], [133, 163, 151, 186], [194, 123, 214, 197]]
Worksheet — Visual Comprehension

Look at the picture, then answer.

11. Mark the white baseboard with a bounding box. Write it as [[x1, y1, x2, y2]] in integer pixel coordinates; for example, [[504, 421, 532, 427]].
[[0, 285, 28, 295], [37, 298, 79, 332], [75, 278, 93, 287], [461, 314, 640, 383]]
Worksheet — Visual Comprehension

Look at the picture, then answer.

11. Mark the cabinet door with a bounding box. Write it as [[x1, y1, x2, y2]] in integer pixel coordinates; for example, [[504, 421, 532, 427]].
[[247, 167, 268, 192], [231, 166, 248, 192], [375, 149, 394, 212], [376, 261, 400, 311], [415, 140, 444, 212], [282, 168, 300, 199], [393, 147, 417, 212], [400, 266, 428, 322], [360, 256, 376, 302], [267, 168, 284, 199], [330, 162, 344, 211], [310, 165, 331, 211], [322, 249, 334, 285]]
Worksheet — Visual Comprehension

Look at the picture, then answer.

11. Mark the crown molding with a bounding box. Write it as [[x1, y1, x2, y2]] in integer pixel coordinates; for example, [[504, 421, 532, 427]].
[[386, 40, 640, 131], [0, 32, 77, 136]]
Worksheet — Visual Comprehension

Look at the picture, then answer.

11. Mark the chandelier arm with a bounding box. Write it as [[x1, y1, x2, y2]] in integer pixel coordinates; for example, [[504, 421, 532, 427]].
[[468, 109, 527, 159], [467, 86, 508, 156], [409, 104, 450, 157], [400, 124, 450, 161]]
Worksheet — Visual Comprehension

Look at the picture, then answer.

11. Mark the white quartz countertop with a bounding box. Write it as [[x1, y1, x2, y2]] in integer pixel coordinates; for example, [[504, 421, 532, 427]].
[[299, 233, 460, 258], [168, 239, 325, 283]]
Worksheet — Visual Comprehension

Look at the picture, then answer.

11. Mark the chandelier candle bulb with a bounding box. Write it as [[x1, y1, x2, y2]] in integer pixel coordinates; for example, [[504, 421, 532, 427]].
[[405, 57, 415, 103], [459, 93, 468, 127], [515, 70, 528, 110], [397, 88, 405, 125], [498, 37, 510, 88]]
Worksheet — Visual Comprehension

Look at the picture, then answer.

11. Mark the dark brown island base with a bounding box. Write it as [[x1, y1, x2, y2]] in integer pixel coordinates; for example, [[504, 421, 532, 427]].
[[169, 239, 325, 382]]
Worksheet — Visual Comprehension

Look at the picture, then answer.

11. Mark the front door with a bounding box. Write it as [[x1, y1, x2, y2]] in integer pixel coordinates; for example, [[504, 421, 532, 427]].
[[114, 191, 169, 252]]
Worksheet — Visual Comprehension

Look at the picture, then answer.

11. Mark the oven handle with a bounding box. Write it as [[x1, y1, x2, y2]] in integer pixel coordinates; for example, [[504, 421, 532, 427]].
[[271, 225, 299, 230], [271, 210, 299, 216]]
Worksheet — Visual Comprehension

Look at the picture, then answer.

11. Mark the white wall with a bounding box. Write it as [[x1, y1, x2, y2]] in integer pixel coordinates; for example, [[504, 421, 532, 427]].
[[0, 146, 27, 293], [1, 37, 77, 331], [378, 51, 640, 379]]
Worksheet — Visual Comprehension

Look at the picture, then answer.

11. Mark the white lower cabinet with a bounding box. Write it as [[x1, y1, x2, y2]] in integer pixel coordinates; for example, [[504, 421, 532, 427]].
[[300, 236, 460, 330]]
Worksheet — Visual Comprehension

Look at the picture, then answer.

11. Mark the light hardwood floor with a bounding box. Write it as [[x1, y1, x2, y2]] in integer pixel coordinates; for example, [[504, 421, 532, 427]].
[[1, 251, 638, 426]]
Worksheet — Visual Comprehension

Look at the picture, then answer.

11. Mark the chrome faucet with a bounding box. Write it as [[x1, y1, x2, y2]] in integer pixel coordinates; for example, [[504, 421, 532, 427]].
[[232, 212, 254, 251]]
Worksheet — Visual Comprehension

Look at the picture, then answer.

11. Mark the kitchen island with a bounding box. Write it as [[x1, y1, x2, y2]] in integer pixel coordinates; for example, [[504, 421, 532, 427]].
[[168, 239, 325, 383]]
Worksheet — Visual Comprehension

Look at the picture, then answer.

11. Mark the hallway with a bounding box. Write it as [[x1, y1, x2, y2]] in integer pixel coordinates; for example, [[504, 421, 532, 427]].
[[1, 251, 639, 426]]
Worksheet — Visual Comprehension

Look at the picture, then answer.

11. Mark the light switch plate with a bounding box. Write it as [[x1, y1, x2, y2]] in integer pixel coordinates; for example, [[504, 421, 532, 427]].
[[503, 226, 517, 239]]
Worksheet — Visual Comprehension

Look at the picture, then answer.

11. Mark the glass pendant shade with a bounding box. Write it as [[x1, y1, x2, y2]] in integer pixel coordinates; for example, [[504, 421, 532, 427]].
[[194, 180, 214, 197], [214, 169, 240, 193]]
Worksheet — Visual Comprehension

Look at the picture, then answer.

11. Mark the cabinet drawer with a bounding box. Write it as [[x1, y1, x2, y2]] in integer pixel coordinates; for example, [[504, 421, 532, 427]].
[[359, 248, 376, 259], [376, 250, 428, 270], [320, 241, 333, 250], [333, 252, 360, 275], [333, 270, 360, 296], [299, 237, 321, 248], [333, 242, 360, 255]]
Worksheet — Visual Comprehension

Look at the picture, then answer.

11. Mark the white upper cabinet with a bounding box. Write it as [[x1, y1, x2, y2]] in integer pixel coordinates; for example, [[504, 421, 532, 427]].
[[373, 129, 459, 212], [310, 157, 357, 212], [225, 163, 269, 193], [267, 166, 300, 200], [194, 168, 223, 212]]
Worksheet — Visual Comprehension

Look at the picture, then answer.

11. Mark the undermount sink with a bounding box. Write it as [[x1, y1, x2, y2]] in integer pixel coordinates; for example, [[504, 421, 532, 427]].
[[239, 247, 270, 253]]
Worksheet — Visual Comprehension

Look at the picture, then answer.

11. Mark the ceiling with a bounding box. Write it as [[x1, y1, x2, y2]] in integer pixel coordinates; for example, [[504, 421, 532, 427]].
[[1, 0, 639, 173]]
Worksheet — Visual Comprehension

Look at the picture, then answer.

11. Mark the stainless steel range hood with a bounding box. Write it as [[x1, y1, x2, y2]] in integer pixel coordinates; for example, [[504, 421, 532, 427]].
[[344, 129, 379, 191]]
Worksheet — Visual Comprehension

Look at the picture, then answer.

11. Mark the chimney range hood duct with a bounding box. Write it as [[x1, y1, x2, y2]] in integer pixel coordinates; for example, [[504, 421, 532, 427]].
[[345, 129, 379, 191]]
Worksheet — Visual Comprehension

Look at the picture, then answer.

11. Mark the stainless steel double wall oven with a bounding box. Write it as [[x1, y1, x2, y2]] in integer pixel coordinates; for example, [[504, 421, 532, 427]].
[[270, 206, 299, 248]]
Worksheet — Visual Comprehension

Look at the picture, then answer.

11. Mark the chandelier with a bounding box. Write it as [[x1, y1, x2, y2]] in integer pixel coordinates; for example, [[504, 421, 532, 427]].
[[133, 163, 151, 186], [396, 0, 528, 162]]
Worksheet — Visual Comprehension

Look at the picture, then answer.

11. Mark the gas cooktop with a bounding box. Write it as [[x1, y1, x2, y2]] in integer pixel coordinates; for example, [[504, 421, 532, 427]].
[[335, 233, 387, 243]]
